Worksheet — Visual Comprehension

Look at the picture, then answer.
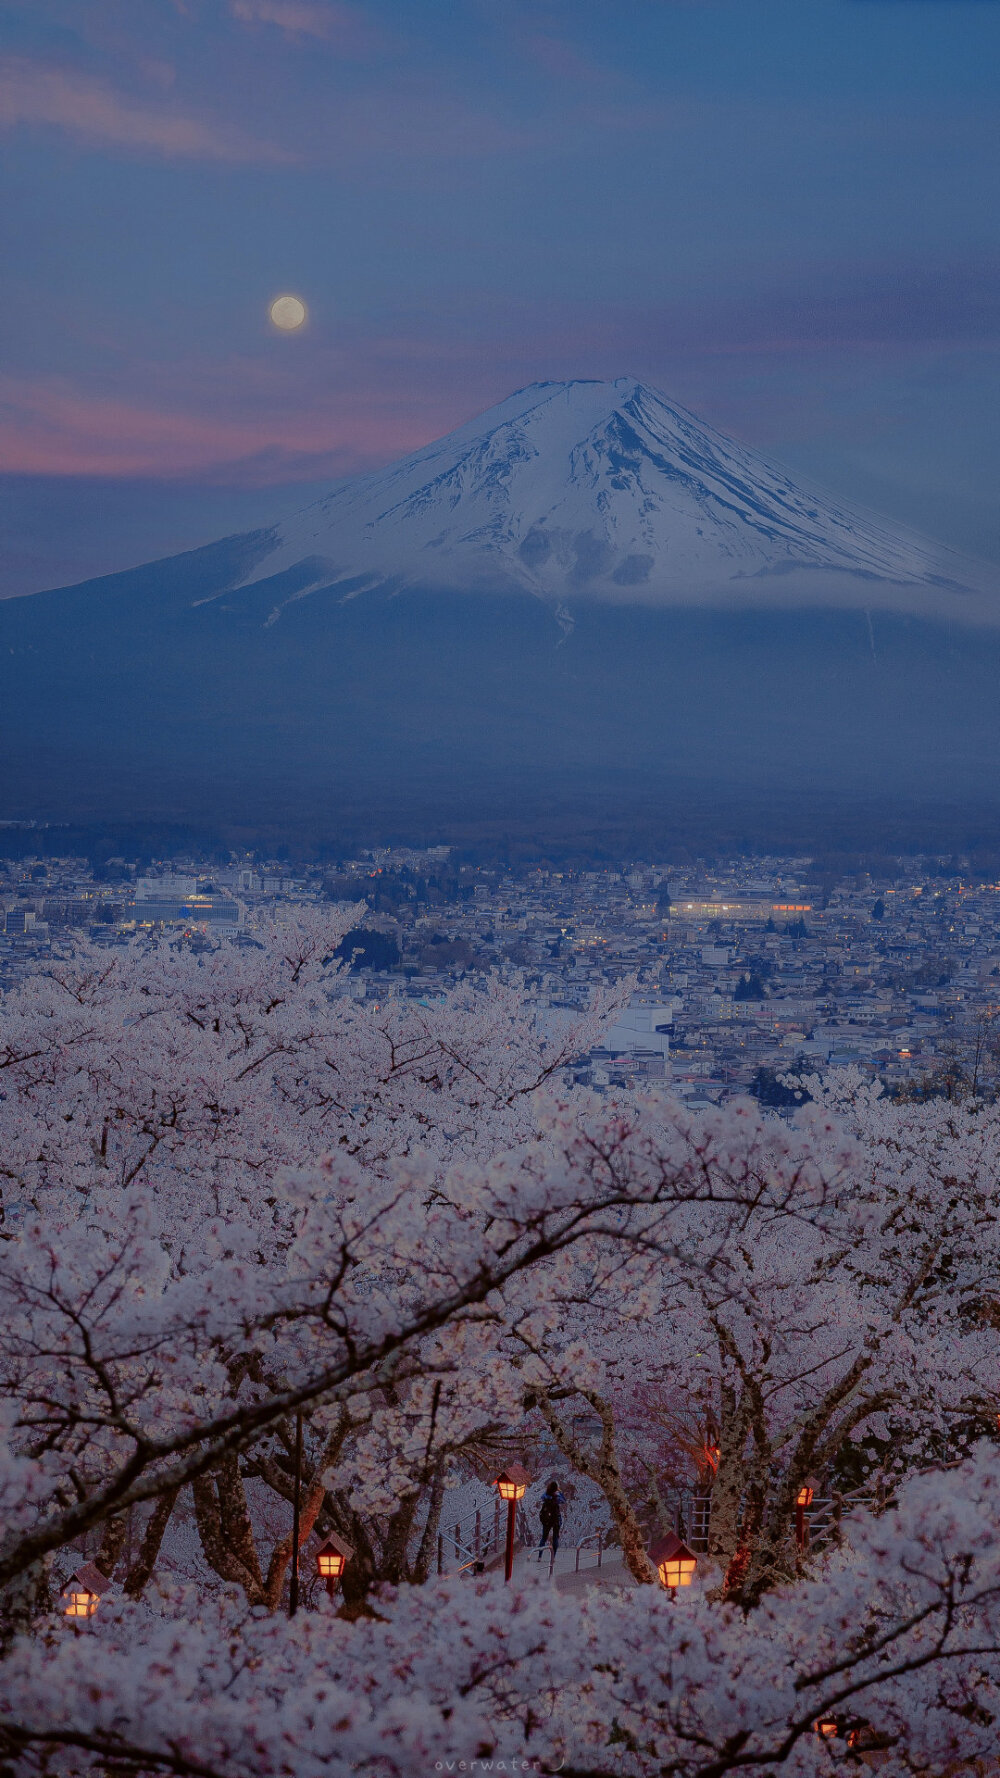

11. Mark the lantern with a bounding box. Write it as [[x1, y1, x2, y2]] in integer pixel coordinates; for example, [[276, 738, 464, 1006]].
[[700, 1442, 720, 1476], [815, 1720, 838, 1739], [61, 1562, 110, 1620], [648, 1532, 697, 1592], [496, 1462, 531, 1502], [495, 1463, 531, 1582], [314, 1532, 352, 1597], [795, 1476, 819, 1550]]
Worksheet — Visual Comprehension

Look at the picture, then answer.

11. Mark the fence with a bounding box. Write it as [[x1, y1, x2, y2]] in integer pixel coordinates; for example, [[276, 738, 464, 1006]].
[[435, 1502, 618, 1577], [436, 1498, 533, 1576], [644, 1484, 876, 1556], [433, 1482, 879, 1579]]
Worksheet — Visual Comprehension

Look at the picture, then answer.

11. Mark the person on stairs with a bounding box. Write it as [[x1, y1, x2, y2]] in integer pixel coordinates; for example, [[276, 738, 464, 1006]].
[[538, 1480, 566, 1563]]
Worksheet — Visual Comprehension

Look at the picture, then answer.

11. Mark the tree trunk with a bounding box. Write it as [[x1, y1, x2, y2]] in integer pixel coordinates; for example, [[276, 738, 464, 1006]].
[[192, 1467, 265, 1604], [96, 1512, 129, 1579], [706, 1377, 747, 1567], [335, 1505, 378, 1614], [0, 1560, 50, 1650], [739, 1483, 796, 1606], [535, 1390, 656, 1585], [216, 1451, 264, 1592], [263, 1466, 327, 1610], [124, 1488, 178, 1599], [261, 1415, 354, 1610], [381, 1493, 420, 1585], [412, 1461, 446, 1584]]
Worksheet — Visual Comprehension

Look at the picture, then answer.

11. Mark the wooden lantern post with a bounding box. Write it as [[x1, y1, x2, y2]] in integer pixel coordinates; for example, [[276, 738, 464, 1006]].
[[495, 1463, 531, 1584]]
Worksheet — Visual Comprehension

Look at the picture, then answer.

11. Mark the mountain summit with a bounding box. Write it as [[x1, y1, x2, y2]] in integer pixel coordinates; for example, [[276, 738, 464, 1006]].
[[241, 377, 987, 618], [3, 377, 1000, 840]]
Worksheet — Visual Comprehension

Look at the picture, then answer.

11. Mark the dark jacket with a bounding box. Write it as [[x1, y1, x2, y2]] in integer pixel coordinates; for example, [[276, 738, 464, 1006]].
[[539, 1490, 565, 1528]]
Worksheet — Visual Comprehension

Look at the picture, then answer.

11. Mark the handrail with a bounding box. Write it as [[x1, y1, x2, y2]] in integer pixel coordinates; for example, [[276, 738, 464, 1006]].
[[431, 1481, 886, 1582], [574, 1528, 614, 1572], [436, 1501, 533, 1575], [635, 1484, 879, 1560]]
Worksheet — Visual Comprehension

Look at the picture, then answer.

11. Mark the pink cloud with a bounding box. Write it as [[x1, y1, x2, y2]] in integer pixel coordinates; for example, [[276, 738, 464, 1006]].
[[518, 31, 623, 86], [228, 0, 386, 53], [0, 372, 446, 480], [0, 56, 294, 161], [7, 254, 993, 485]]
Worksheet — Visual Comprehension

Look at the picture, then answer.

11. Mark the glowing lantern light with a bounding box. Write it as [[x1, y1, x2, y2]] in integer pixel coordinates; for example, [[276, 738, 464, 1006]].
[[795, 1476, 819, 1550], [495, 1463, 531, 1583], [314, 1532, 352, 1597], [65, 1589, 99, 1619], [648, 1532, 697, 1593], [61, 1562, 111, 1619], [496, 1463, 530, 1502], [815, 1719, 838, 1739]]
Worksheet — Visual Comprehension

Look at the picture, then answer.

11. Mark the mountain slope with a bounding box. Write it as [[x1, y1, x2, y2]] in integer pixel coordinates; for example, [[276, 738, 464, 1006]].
[[2, 378, 1000, 842], [233, 378, 994, 619]]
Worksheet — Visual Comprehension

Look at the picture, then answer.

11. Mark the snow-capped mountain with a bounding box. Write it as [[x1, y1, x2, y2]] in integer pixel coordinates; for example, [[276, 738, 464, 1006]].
[[3, 376, 1000, 839], [239, 377, 990, 617]]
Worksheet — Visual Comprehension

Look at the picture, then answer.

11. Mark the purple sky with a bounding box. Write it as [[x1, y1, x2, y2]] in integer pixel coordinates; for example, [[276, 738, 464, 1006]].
[[3, 0, 1000, 592]]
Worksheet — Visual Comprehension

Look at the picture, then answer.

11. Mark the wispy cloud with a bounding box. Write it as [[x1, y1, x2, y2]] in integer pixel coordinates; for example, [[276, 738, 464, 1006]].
[[5, 248, 999, 483], [517, 31, 621, 85], [228, 0, 386, 52], [0, 56, 294, 161], [0, 372, 438, 480]]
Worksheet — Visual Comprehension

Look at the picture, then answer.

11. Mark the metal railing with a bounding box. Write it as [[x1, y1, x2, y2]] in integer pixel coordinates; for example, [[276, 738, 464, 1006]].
[[434, 1504, 618, 1578], [437, 1500, 533, 1576], [573, 1528, 613, 1572], [641, 1484, 877, 1557], [432, 1482, 880, 1582], [804, 1488, 877, 1551], [640, 1490, 713, 1552]]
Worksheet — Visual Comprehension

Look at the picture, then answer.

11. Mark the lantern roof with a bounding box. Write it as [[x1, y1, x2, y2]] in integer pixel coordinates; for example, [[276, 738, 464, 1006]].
[[648, 1531, 696, 1568], [62, 1562, 113, 1597], [314, 1532, 353, 1562], [497, 1462, 531, 1488]]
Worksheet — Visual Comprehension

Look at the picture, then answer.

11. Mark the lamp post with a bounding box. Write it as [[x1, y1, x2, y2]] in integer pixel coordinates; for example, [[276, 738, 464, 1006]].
[[795, 1478, 818, 1552], [314, 1533, 352, 1600], [648, 1532, 697, 1596], [288, 1408, 303, 1619], [495, 1463, 531, 1583]]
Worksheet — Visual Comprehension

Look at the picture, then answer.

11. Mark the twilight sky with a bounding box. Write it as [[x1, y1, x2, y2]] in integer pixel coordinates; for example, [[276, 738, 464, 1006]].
[[2, 0, 1000, 594]]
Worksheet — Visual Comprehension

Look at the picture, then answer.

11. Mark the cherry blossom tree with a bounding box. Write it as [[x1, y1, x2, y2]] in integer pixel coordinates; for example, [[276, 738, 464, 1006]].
[[514, 1088, 1000, 1600], [0, 914, 626, 1225], [1, 933, 999, 1774], [3, 1451, 1000, 1777], [0, 922, 628, 1604]]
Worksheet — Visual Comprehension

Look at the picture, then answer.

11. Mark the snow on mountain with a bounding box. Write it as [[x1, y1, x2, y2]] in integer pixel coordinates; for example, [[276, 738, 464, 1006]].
[[5, 376, 1000, 830], [240, 377, 993, 617]]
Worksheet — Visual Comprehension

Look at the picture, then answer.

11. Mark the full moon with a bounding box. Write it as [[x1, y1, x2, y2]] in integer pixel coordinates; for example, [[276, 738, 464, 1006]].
[[269, 294, 307, 331]]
